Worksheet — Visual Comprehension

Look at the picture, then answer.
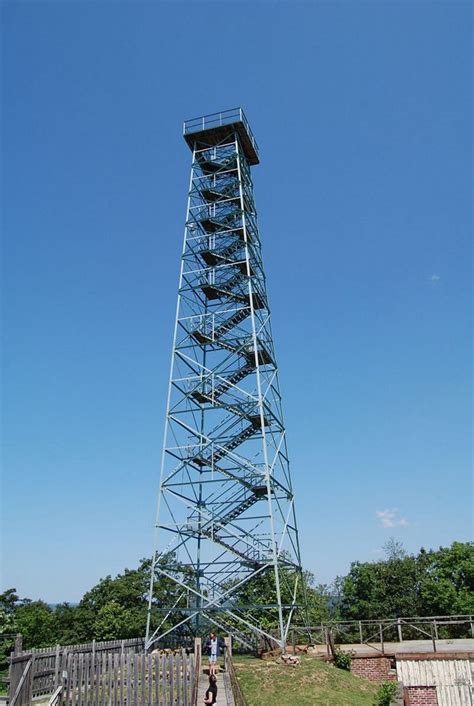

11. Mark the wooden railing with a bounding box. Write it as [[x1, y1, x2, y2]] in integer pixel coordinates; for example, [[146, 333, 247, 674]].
[[191, 637, 201, 706], [224, 638, 248, 706], [288, 615, 474, 655]]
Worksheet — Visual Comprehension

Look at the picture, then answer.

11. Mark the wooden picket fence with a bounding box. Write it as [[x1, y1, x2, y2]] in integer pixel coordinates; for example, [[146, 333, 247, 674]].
[[10, 650, 195, 706]]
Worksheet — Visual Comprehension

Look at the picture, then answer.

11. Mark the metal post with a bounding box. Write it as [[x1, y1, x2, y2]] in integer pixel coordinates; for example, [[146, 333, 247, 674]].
[[431, 622, 437, 652], [379, 623, 384, 655], [433, 620, 438, 640], [358, 621, 363, 644], [470, 616, 474, 639], [397, 618, 403, 642]]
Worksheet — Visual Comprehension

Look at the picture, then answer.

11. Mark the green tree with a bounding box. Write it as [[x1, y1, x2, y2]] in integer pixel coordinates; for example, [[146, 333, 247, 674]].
[[0, 589, 20, 671], [52, 603, 85, 645], [93, 601, 131, 641], [339, 554, 420, 620], [339, 542, 474, 622], [14, 601, 55, 649], [418, 542, 474, 615], [79, 554, 192, 641]]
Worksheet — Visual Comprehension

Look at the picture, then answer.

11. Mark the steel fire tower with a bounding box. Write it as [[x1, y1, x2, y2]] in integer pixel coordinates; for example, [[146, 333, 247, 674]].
[[146, 109, 305, 651]]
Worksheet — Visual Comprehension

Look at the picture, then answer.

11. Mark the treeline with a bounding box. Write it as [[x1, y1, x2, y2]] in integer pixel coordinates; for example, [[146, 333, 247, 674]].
[[1, 541, 472, 664]]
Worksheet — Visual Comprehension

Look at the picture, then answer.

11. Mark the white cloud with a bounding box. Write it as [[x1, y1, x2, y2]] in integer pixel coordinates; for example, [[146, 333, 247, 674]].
[[376, 508, 410, 528], [430, 274, 441, 282]]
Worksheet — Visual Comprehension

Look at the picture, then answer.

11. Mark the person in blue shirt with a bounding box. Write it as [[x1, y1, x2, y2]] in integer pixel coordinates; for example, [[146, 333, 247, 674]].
[[204, 632, 225, 676]]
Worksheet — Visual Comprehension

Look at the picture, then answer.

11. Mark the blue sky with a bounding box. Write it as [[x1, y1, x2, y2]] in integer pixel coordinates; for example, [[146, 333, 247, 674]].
[[2, 1, 472, 603]]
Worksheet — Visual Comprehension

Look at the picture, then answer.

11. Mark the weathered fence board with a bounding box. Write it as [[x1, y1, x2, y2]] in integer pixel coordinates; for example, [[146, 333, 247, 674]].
[[9, 640, 194, 706], [57, 652, 193, 706]]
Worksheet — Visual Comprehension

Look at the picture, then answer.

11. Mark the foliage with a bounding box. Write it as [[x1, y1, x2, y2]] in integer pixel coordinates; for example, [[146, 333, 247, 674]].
[[417, 542, 474, 615], [14, 601, 56, 649], [0, 589, 20, 670], [374, 680, 399, 706], [333, 646, 353, 670], [93, 601, 131, 641], [339, 541, 474, 621], [1, 542, 472, 652]]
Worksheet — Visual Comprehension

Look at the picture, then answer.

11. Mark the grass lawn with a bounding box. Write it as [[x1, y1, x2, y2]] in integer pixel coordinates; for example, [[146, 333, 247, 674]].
[[233, 655, 379, 706]]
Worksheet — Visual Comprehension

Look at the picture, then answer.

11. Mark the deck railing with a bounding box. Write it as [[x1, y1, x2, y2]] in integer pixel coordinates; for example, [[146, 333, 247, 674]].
[[183, 108, 259, 160], [288, 615, 474, 655]]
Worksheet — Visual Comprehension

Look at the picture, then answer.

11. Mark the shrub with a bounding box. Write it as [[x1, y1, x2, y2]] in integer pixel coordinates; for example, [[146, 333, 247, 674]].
[[333, 647, 352, 670], [374, 680, 399, 705]]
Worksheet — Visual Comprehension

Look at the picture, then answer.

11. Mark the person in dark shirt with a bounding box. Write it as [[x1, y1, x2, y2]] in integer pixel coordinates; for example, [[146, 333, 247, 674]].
[[204, 674, 217, 704], [204, 632, 225, 676]]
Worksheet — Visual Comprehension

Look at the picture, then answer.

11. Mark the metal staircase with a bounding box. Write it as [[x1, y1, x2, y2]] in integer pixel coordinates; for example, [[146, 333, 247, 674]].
[[147, 109, 305, 653], [193, 416, 270, 468], [190, 362, 255, 403]]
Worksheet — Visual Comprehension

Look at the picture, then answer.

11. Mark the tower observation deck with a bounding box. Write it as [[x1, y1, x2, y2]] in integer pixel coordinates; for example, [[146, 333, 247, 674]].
[[146, 108, 306, 652]]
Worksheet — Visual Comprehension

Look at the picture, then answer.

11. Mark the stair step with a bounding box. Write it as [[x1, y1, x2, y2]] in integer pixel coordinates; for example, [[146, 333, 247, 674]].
[[200, 285, 263, 309], [214, 308, 250, 337], [200, 529, 262, 568], [200, 271, 245, 301], [193, 418, 269, 468], [190, 363, 255, 404], [190, 329, 273, 368], [195, 153, 236, 174], [200, 187, 238, 203], [218, 486, 268, 526]]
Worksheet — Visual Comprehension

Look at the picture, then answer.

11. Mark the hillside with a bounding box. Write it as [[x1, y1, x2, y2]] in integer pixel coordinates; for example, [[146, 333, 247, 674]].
[[233, 655, 379, 706]]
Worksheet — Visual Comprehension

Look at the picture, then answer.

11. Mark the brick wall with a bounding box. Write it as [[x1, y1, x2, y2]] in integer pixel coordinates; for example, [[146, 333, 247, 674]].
[[404, 686, 438, 705], [350, 656, 396, 682]]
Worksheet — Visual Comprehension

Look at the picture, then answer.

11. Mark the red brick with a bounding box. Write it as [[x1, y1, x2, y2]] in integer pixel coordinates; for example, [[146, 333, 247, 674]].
[[405, 686, 438, 705], [350, 656, 396, 683]]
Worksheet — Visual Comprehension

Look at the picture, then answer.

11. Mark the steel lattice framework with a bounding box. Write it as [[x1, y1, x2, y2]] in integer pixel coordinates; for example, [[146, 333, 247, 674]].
[[146, 109, 305, 652]]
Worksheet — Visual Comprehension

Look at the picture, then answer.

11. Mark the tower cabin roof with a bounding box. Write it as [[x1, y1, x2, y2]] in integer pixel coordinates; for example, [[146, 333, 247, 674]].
[[183, 108, 259, 166]]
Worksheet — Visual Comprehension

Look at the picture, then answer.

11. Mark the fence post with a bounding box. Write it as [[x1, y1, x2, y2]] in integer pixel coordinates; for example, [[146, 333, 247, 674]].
[[470, 616, 474, 639], [28, 652, 36, 705], [397, 618, 403, 642], [92, 639, 96, 661], [194, 637, 202, 664], [54, 645, 61, 688], [14, 634, 23, 655], [358, 621, 363, 644], [431, 622, 437, 653], [292, 629, 296, 654], [433, 619, 438, 640], [193, 638, 202, 706], [379, 624, 384, 655]]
